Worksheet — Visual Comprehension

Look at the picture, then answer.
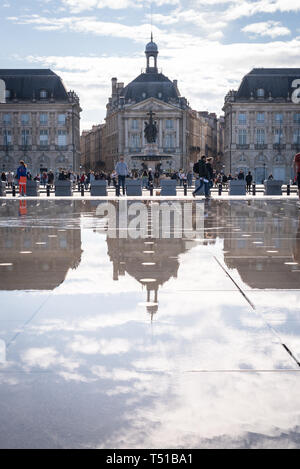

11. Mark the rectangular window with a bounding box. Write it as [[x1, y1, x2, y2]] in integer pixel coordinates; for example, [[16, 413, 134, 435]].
[[40, 129, 48, 146], [3, 113, 11, 125], [294, 113, 300, 124], [256, 112, 265, 123], [274, 128, 283, 144], [58, 130, 67, 146], [238, 112, 246, 125], [130, 134, 140, 148], [40, 113, 48, 125], [256, 128, 265, 144], [3, 129, 12, 145], [58, 114, 66, 125], [166, 119, 173, 129], [131, 119, 138, 130], [165, 134, 174, 147], [275, 113, 283, 123], [238, 129, 247, 145], [21, 129, 30, 146], [293, 130, 300, 144], [21, 113, 29, 125]]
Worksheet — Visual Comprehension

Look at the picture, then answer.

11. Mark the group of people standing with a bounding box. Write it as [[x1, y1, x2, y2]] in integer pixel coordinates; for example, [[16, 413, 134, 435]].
[[1, 154, 300, 202]]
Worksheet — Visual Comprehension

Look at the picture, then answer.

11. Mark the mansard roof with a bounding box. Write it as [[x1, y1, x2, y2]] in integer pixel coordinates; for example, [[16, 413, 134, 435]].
[[122, 72, 180, 103], [236, 68, 300, 100], [0, 69, 69, 101]]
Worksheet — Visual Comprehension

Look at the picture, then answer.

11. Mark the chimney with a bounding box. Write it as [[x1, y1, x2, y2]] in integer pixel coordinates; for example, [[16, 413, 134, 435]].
[[112, 77, 117, 95]]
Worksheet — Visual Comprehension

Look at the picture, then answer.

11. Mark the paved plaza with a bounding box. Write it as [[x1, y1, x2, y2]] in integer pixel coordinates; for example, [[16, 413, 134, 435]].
[[0, 197, 300, 449]]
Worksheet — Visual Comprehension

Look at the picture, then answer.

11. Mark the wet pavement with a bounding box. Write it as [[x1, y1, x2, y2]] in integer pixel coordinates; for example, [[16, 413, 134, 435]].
[[0, 198, 300, 448]]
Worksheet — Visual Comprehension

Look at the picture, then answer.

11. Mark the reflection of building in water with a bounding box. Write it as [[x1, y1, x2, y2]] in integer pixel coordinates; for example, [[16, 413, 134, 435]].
[[0, 201, 82, 290], [106, 202, 189, 318], [107, 237, 187, 318], [100, 200, 211, 318], [222, 201, 300, 289]]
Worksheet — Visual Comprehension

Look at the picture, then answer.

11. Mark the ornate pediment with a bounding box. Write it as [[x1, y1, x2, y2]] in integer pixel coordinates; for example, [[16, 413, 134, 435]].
[[126, 97, 181, 113]]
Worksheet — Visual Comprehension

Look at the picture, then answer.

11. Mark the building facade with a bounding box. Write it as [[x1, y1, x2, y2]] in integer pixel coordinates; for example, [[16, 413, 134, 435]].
[[0, 69, 81, 175], [80, 124, 104, 171], [102, 39, 206, 173], [223, 68, 300, 182]]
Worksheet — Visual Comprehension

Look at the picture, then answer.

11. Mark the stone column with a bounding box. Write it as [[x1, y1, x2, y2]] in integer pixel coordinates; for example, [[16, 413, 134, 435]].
[[159, 119, 163, 148], [176, 118, 180, 148], [125, 118, 128, 149]]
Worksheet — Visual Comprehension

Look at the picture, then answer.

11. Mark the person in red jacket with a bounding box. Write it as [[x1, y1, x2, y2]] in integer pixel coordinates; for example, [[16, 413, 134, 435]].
[[294, 153, 300, 202]]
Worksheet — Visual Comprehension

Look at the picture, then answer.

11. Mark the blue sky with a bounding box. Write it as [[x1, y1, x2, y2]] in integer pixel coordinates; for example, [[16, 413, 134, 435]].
[[1, 0, 300, 129]]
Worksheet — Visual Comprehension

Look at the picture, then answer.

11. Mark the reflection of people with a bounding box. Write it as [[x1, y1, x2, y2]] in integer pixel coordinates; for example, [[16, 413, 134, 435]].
[[294, 213, 300, 263], [294, 153, 300, 203], [19, 200, 27, 216], [16, 160, 27, 196]]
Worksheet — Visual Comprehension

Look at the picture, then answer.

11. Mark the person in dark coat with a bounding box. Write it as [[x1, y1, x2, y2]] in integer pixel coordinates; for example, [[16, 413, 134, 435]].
[[192, 155, 210, 198], [245, 171, 252, 193]]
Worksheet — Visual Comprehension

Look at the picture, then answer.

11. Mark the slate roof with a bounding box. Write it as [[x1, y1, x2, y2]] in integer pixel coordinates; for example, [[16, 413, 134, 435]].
[[0, 69, 69, 101], [122, 72, 180, 103], [236, 68, 300, 99]]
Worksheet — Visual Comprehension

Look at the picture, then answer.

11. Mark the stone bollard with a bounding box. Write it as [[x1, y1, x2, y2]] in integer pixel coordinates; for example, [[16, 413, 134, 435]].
[[183, 181, 187, 196], [149, 182, 153, 196]]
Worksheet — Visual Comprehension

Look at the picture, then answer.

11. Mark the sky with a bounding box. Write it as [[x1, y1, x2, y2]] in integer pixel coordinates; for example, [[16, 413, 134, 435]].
[[1, 0, 300, 130]]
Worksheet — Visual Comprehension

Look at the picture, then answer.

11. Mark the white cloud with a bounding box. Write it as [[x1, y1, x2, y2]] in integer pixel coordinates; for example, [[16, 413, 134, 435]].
[[242, 21, 291, 38], [18, 34, 300, 129], [60, 0, 178, 13], [224, 0, 300, 21]]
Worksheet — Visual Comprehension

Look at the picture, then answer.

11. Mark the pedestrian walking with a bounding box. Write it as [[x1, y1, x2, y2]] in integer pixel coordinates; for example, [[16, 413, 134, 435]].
[[237, 170, 245, 180], [7, 171, 13, 187], [245, 171, 252, 193], [187, 170, 193, 188], [141, 168, 148, 188], [154, 168, 160, 188], [192, 155, 210, 198], [115, 157, 128, 195]]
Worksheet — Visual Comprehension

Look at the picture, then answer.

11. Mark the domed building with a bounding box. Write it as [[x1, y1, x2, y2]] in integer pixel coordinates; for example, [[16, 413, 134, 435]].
[[102, 37, 202, 172]]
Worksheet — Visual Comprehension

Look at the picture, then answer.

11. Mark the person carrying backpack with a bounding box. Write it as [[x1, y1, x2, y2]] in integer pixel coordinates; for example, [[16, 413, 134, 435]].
[[192, 155, 210, 198]]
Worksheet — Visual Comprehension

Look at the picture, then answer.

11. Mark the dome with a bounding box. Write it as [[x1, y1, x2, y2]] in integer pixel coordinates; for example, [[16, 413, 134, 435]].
[[123, 72, 180, 103], [145, 41, 158, 53]]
